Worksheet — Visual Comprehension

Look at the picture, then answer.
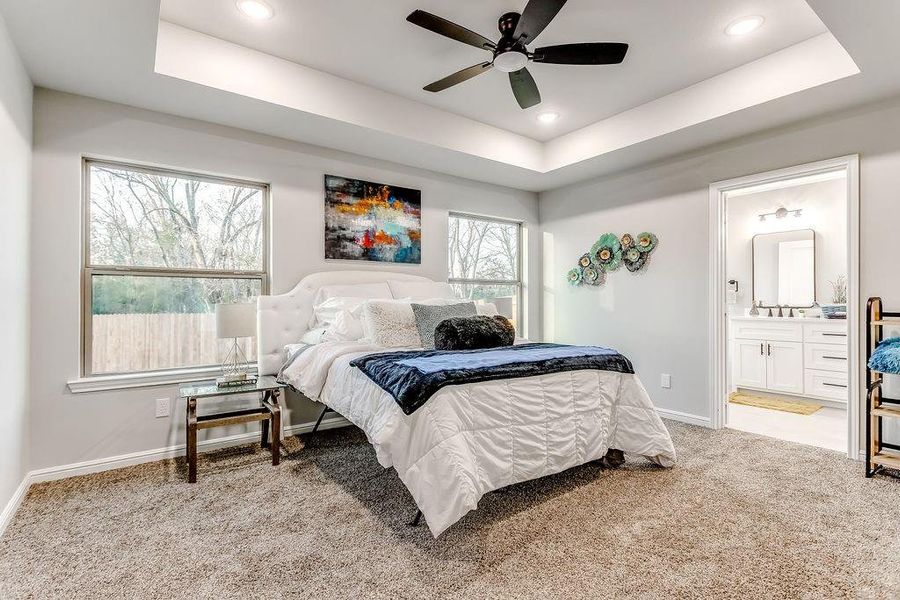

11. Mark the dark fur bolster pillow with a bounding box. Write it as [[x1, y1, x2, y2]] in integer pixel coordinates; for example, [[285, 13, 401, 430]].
[[433, 315, 515, 351]]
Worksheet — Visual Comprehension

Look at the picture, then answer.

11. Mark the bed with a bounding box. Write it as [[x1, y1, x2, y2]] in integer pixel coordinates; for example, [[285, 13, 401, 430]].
[[258, 271, 676, 537]]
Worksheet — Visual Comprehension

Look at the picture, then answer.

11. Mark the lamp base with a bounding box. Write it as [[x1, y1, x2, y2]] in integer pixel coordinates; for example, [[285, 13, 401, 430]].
[[216, 372, 257, 388], [218, 338, 256, 387]]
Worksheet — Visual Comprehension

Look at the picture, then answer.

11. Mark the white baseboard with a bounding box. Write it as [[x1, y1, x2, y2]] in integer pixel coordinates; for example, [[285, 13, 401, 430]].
[[0, 476, 31, 540], [656, 407, 712, 428], [29, 415, 351, 484]]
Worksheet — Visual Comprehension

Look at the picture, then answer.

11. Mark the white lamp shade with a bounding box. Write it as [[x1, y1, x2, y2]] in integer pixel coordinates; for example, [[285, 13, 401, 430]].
[[215, 302, 256, 339]]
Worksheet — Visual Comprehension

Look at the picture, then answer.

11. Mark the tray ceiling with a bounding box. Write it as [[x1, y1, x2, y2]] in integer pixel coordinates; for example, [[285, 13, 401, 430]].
[[3, 0, 897, 190], [159, 0, 829, 142]]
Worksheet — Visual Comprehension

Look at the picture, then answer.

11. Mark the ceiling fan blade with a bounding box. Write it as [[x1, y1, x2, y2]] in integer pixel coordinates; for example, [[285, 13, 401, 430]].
[[532, 42, 629, 65], [424, 62, 493, 92], [513, 0, 567, 44], [407, 10, 496, 51], [509, 68, 541, 109]]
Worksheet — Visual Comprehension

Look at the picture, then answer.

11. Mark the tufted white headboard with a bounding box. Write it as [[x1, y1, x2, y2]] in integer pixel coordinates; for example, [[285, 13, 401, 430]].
[[257, 270, 435, 375]]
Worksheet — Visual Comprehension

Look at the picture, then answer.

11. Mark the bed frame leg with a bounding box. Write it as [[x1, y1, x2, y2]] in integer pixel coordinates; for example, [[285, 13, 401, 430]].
[[311, 405, 331, 434], [410, 510, 423, 527]]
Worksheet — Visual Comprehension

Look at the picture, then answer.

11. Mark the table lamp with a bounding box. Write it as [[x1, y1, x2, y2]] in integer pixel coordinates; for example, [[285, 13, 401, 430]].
[[215, 302, 257, 387]]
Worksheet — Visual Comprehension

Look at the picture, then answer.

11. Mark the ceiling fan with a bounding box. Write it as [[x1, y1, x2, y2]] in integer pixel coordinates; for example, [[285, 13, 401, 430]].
[[406, 0, 628, 110]]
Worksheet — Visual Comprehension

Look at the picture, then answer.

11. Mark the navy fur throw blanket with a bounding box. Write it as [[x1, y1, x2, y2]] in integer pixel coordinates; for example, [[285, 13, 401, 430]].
[[434, 315, 515, 351], [350, 343, 635, 415]]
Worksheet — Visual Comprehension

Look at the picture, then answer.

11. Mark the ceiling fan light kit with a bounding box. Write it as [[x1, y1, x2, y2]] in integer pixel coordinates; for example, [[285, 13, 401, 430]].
[[407, 0, 628, 110]]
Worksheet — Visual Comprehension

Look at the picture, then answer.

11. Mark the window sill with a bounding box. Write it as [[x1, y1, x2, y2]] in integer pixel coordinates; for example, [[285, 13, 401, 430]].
[[67, 365, 258, 394]]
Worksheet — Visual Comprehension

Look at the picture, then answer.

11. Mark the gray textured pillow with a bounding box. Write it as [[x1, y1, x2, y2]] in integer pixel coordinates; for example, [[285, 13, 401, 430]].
[[411, 302, 476, 349]]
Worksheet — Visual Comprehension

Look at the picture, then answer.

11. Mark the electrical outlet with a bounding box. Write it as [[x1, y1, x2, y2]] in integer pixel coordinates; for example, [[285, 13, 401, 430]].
[[660, 374, 672, 389], [155, 398, 170, 418]]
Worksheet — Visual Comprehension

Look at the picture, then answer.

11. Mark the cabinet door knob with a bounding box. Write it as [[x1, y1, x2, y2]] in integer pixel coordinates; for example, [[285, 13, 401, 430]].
[[767, 343, 771, 356]]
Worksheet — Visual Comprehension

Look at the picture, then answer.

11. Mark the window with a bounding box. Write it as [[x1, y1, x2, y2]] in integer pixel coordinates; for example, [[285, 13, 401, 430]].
[[448, 213, 523, 331], [82, 160, 268, 376]]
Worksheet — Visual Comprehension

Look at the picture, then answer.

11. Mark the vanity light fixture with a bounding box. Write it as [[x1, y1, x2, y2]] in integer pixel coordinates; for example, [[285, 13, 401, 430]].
[[237, 0, 273, 21], [758, 207, 802, 221], [725, 15, 764, 36]]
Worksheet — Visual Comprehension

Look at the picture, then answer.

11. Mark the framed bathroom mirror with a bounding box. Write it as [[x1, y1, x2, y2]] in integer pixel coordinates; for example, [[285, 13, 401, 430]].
[[752, 229, 816, 308]]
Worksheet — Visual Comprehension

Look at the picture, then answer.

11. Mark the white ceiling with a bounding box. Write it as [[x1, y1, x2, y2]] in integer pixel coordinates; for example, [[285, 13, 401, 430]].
[[159, 0, 828, 142], [1, 1, 899, 191]]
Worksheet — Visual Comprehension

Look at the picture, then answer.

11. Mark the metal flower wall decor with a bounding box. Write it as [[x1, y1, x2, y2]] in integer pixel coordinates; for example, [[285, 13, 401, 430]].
[[567, 232, 658, 286]]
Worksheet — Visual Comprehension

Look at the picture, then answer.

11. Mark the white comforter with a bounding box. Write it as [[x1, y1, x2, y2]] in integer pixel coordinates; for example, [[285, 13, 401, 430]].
[[281, 341, 676, 537]]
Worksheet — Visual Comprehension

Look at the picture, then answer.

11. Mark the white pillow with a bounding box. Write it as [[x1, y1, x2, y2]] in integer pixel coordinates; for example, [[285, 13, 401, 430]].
[[283, 343, 307, 361], [312, 296, 366, 328], [414, 298, 498, 315], [301, 327, 328, 345], [361, 299, 422, 348], [314, 282, 393, 306], [387, 280, 457, 301], [322, 309, 366, 342], [476, 302, 499, 316]]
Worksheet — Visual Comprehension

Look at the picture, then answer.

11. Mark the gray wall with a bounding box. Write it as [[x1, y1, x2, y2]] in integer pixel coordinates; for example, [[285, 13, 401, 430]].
[[0, 13, 31, 516], [29, 89, 540, 471], [541, 97, 900, 434], [23, 82, 900, 473]]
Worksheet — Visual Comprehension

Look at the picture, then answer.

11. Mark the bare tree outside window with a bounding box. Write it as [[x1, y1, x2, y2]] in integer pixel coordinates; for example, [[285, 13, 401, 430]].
[[83, 160, 268, 376], [448, 214, 522, 331]]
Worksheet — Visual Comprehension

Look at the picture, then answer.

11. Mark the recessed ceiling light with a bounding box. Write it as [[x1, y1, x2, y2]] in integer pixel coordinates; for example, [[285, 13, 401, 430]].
[[537, 111, 559, 124], [237, 0, 273, 21], [725, 15, 764, 36]]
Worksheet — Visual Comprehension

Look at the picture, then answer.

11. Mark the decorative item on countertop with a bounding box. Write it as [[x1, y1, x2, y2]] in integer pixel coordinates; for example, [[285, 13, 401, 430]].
[[567, 231, 658, 286], [749, 301, 760, 317], [215, 302, 258, 387], [822, 275, 848, 319]]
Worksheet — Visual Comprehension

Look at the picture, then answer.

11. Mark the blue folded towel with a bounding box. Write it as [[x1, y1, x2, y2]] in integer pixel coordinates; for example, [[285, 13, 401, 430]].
[[868, 337, 900, 374]]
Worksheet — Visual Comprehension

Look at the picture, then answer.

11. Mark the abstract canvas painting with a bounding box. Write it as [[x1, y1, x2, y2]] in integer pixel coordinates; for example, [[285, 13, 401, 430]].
[[324, 175, 422, 263]]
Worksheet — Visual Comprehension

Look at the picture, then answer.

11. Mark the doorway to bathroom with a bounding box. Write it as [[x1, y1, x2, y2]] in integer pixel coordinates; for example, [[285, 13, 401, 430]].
[[709, 156, 860, 457]]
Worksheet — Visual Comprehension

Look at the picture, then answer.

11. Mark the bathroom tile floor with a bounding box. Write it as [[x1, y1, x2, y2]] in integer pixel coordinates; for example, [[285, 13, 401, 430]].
[[727, 402, 847, 453]]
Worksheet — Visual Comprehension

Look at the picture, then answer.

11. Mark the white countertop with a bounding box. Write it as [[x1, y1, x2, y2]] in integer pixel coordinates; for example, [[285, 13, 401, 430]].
[[730, 315, 846, 325]]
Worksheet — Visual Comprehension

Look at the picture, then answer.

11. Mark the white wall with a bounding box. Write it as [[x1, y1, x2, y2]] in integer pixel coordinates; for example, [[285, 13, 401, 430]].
[[726, 178, 847, 314], [0, 14, 31, 519], [541, 96, 900, 428], [29, 89, 539, 472]]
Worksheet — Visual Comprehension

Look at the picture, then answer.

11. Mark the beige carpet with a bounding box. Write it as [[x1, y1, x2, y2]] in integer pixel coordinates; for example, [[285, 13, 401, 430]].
[[2, 422, 900, 599], [729, 391, 822, 415]]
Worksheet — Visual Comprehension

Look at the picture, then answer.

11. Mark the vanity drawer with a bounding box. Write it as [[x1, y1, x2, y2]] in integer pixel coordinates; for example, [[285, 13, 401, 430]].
[[732, 319, 802, 342], [803, 321, 848, 344], [804, 369, 848, 402], [804, 343, 848, 372]]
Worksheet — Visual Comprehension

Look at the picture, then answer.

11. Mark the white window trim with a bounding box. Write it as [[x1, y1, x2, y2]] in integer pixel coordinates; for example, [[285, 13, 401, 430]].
[[67, 365, 259, 394], [80, 158, 270, 383], [448, 211, 524, 328]]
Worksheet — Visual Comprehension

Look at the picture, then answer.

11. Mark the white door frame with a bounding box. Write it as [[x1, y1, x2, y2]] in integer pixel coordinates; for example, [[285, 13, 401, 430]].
[[708, 155, 860, 460]]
